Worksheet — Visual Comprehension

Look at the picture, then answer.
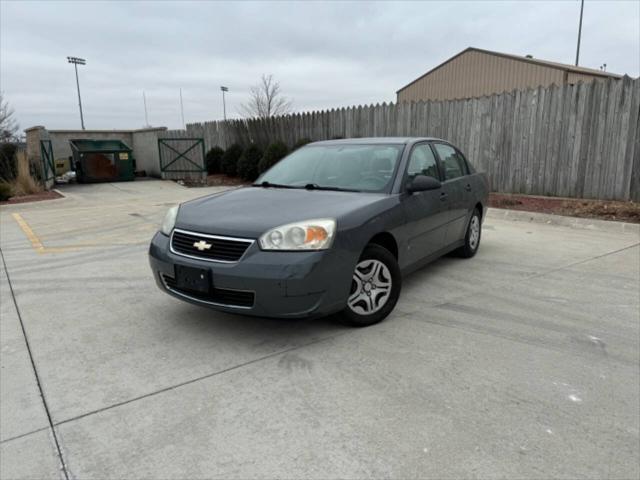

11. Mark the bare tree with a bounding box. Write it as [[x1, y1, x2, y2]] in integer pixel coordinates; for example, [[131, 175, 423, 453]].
[[0, 93, 19, 142], [240, 74, 293, 119]]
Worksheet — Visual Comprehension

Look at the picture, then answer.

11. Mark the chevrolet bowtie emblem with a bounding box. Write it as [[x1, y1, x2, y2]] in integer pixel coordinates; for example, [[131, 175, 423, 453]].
[[193, 240, 212, 251]]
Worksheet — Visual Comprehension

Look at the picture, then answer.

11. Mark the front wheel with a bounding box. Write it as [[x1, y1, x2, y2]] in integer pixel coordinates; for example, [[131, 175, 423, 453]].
[[339, 244, 401, 327]]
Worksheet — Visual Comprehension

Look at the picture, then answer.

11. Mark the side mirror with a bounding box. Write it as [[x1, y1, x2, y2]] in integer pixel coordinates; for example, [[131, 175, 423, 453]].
[[406, 175, 442, 193]]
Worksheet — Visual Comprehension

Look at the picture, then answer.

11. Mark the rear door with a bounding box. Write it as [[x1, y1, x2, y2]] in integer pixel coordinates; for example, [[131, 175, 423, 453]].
[[400, 142, 448, 265], [432, 143, 471, 246]]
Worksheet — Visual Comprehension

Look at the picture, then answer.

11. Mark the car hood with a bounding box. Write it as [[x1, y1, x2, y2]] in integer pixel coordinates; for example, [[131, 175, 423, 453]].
[[175, 186, 389, 238]]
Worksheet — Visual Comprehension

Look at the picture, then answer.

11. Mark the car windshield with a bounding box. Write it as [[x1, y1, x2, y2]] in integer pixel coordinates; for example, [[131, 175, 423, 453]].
[[257, 144, 404, 192]]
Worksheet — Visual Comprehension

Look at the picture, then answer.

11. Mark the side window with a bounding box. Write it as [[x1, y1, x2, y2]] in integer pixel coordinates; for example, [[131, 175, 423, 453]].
[[407, 144, 439, 180], [434, 144, 467, 180], [460, 151, 475, 174]]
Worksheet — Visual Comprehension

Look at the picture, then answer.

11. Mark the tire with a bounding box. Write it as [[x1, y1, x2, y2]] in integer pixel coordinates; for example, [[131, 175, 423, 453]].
[[339, 244, 402, 327], [456, 208, 482, 258]]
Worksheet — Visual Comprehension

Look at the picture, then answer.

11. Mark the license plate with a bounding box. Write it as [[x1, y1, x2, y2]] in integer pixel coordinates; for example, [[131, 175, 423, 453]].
[[175, 265, 210, 293]]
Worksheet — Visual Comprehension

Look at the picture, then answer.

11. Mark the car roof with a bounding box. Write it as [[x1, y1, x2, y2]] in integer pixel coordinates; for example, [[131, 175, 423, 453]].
[[310, 137, 446, 146]]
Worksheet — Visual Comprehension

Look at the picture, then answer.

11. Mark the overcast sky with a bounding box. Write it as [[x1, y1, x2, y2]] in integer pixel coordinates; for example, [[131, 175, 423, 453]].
[[1, 0, 638, 132]]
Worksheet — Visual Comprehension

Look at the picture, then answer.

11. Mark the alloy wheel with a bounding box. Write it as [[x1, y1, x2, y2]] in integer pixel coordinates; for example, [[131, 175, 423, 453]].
[[469, 215, 480, 250], [348, 259, 392, 315]]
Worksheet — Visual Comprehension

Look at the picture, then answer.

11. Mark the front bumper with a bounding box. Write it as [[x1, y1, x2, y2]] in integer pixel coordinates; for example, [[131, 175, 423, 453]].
[[148, 231, 354, 318]]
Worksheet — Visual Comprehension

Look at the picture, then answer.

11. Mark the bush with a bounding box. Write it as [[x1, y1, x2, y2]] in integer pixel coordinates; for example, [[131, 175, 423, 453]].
[[0, 143, 18, 181], [221, 144, 243, 176], [258, 141, 289, 174], [0, 182, 12, 201], [292, 138, 312, 150], [205, 146, 225, 174], [237, 144, 263, 181]]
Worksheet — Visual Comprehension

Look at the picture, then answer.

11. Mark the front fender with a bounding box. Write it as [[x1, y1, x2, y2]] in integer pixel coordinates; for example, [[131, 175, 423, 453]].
[[333, 196, 406, 269]]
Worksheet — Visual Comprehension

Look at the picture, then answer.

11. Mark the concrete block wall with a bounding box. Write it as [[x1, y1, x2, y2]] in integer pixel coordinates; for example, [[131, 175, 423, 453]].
[[25, 126, 46, 165], [24, 126, 54, 188], [131, 128, 166, 177]]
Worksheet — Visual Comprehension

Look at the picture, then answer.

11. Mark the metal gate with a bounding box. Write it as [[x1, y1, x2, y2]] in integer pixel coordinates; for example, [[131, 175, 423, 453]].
[[158, 138, 205, 178], [40, 140, 55, 183]]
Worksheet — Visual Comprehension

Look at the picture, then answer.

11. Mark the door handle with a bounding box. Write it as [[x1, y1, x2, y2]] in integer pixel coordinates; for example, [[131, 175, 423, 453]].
[[439, 192, 448, 201], [465, 184, 472, 192]]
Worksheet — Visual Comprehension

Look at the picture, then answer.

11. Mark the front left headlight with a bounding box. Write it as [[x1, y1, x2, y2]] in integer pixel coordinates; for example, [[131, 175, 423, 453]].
[[259, 218, 336, 251], [160, 205, 179, 236]]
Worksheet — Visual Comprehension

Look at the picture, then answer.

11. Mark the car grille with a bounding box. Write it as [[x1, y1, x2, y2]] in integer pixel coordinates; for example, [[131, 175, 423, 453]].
[[162, 275, 255, 308], [171, 229, 253, 262]]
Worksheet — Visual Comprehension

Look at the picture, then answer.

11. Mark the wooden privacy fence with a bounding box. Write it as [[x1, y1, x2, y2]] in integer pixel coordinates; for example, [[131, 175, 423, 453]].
[[186, 76, 639, 201]]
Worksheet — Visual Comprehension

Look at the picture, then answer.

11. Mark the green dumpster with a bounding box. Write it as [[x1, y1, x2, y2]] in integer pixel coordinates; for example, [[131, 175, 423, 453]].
[[69, 139, 135, 183]]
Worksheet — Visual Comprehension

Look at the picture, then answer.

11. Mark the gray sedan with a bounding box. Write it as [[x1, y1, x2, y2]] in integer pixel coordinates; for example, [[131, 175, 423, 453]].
[[149, 137, 489, 326]]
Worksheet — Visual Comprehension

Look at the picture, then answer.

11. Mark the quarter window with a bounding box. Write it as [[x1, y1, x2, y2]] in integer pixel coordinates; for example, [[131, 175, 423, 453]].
[[434, 144, 467, 180], [407, 144, 439, 180]]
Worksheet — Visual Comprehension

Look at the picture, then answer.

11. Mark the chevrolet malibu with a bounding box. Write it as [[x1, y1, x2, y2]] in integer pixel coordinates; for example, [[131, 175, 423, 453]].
[[149, 137, 489, 326]]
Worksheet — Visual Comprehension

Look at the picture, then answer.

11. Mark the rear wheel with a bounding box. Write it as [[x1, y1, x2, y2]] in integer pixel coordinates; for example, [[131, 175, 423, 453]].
[[456, 208, 482, 258], [339, 244, 401, 327]]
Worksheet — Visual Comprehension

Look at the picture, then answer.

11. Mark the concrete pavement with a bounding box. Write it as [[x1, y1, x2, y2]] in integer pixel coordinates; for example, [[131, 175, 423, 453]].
[[1, 180, 638, 479]]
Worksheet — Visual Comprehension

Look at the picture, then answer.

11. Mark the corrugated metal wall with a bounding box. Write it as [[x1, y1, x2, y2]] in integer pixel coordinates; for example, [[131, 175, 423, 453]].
[[398, 50, 587, 102], [566, 71, 604, 84]]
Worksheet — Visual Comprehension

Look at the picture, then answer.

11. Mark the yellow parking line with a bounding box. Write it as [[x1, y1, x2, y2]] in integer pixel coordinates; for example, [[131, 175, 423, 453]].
[[12, 213, 45, 253], [11, 212, 150, 254], [39, 241, 148, 254]]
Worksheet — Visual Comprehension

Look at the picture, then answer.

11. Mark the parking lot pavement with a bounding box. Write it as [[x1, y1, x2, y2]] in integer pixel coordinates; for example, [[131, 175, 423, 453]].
[[1, 179, 638, 479]]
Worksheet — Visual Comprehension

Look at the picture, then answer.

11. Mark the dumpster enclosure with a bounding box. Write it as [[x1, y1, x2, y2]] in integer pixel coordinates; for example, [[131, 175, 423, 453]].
[[70, 139, 135, 183]]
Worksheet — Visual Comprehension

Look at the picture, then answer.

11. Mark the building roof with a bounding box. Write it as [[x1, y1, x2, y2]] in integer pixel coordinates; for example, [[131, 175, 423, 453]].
[[397, 47, 623, 94]]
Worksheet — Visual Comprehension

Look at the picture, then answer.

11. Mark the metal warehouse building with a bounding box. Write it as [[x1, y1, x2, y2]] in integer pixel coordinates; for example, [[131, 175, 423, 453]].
[[397, 47, 623, 103]]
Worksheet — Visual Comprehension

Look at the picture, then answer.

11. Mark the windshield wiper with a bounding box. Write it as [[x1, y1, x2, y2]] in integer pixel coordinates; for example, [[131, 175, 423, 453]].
[[252, 181, 360, 192], [304, 183, 360, 192], [252, 181, 299, 189]]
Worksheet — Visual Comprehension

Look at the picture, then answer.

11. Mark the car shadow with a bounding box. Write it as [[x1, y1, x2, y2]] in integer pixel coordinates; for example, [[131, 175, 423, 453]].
[[159, 300, 350, 352], [401, 254, 459, 289]]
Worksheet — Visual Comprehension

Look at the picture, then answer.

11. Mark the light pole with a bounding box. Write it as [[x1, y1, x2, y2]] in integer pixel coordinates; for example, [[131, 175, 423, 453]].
[[67, 56, 86, 130], [143, 90, 150, 127], [575, 0, 584, 66], [180, 88, 185, 128], [220, 86, 228, 121]]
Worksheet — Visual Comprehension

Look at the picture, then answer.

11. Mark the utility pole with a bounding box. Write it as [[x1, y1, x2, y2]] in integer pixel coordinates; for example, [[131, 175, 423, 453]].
[[179, 88, 185, 129], [220, 86, 228, 121], [143, 91, 150, 127], [575, 0, 584, 66], [67, 56, 86, 129]]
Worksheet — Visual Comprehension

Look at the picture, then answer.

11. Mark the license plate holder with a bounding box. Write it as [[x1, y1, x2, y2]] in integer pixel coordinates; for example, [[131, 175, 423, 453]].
[[175, 265, 210, 293]]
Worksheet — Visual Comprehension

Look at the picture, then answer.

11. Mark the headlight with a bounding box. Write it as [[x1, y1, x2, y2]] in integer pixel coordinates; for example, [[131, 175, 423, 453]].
[[259, 218, 336, 250], [160, 205, 179, 236]]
